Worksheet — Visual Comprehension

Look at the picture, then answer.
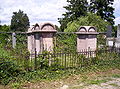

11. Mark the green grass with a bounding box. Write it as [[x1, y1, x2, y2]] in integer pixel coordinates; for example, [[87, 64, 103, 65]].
[[0, 45, 11, 58], [109, 83, 119, 87], [112, 74, 120, 78], [87, 79, 108, 85]]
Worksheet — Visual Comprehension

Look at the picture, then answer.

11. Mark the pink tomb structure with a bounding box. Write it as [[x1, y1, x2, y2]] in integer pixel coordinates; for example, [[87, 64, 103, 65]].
[[27, 23, 57, 56], [76, 26, 98, 53]]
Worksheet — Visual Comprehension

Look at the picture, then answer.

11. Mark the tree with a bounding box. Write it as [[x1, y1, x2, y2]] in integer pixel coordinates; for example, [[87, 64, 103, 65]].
[[64, 13, 110, 46], [10, 10, 30, 32], [89, 0, 115, 25], [58, 0, 88, 31], [64, 13, 110, 32]]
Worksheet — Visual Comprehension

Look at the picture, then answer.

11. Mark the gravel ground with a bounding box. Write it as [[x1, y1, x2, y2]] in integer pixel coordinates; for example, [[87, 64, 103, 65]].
[[59, 78, 120, 89]]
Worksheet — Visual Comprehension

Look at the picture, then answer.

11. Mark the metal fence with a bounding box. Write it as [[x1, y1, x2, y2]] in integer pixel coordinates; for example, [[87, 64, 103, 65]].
[[0, 47, 120, 71], [30, 47, 120, 70], [31, 50, 96, 70]]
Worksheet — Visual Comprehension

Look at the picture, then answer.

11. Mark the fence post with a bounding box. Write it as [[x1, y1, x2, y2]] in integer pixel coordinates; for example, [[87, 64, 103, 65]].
[[34, 48, 37, 70], [12, 32, 16, 48]]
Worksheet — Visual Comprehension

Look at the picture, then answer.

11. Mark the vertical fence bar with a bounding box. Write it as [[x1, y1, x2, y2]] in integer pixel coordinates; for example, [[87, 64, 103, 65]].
[[74, 52, 76, 68], [60, 52, 62, 68], [62, 53, 63, 68], [54, 53, 55, 67], [68, 53, 70, 68], [48, 53, 51, 67], [34, 48, 37, 70], [70, 52, 72, 68], [65, 53, 67, 69], [72, 53, 73, 68]]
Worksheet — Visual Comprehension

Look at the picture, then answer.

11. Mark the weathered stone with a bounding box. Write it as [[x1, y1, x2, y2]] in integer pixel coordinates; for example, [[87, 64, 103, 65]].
[[76, 26, 98, 52]]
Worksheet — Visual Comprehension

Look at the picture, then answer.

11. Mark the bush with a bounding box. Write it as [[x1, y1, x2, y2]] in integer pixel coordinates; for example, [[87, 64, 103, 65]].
[[0, 60, 21, 85], [64, 13, 110, 46], [64, 13, 110, 32]]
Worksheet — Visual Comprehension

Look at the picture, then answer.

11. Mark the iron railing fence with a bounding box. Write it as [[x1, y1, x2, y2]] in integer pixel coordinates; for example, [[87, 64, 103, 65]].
[[0, 47, 120, 71], [30, 47, 120, 70]]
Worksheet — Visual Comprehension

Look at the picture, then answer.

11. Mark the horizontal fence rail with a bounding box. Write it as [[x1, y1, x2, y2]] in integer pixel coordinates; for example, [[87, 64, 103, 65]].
[[0, 31, 115, 34]]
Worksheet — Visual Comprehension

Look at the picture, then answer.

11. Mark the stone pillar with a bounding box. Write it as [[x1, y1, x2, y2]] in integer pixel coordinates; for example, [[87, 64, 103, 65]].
[[27, 28, 33, 54], [12, 32, 16, 49], [76, 26, 98, 52]]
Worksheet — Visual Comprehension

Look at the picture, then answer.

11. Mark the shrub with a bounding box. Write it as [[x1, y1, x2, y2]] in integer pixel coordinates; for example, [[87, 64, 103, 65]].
[[64, 13, 110, 32], [0, 60, 21, 85]]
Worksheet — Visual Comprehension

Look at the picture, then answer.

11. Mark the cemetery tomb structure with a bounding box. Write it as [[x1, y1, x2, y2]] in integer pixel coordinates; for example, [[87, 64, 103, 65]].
[[76, 26, 99, 54], [27, 23, 57, 56]]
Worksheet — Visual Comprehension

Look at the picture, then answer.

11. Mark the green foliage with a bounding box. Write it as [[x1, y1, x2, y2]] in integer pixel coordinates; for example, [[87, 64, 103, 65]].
[[15, 34, 27, 49], [89, 0, 115, 25], [10, 10, 30, 32], [0, 60, 21, 85], [0, 25, 10, 32], [64, 13, 110, 32], [0, 44, 11, 58], [55, 33, 77, 52], [58, 0, 88, 31], [0, 44, 31, 71], [0, 25, 10, 45], [112, 74, 120, 78]]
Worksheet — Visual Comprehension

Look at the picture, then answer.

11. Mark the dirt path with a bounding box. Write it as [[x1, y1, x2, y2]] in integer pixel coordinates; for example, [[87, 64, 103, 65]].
[[66, 77, 120, 89]]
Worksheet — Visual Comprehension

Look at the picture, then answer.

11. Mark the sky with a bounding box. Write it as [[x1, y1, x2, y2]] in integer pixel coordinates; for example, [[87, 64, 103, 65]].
[[0, 0, 120, 26]]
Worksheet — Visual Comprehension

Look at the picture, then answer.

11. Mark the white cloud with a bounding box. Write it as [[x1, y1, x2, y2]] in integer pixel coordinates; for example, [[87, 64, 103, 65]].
[[113, 0, 120, 25], [114, 17, 120, 25], [0, 0, 120, 26], [0, 0, 67, 26]]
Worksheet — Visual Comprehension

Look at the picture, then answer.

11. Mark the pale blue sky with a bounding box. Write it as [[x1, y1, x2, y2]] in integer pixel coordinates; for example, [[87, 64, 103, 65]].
[[0, 0, 120, 26]]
